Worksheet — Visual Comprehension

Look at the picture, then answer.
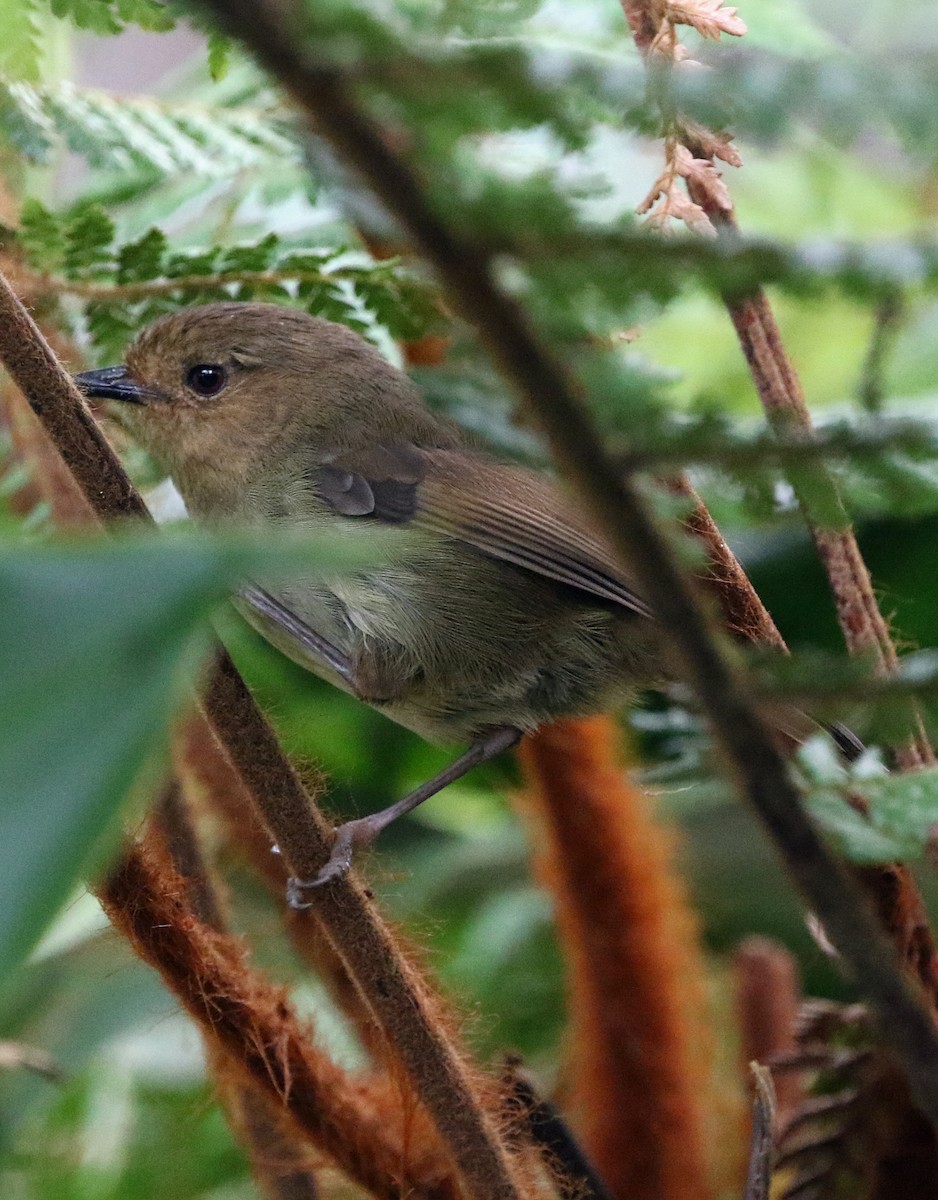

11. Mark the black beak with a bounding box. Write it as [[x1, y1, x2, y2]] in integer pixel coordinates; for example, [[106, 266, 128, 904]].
[[74, 366, 157, 405]]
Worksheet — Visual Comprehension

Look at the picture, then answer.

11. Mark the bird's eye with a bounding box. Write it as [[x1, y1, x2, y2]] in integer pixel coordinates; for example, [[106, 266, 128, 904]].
[[185, 364, 228, 397]]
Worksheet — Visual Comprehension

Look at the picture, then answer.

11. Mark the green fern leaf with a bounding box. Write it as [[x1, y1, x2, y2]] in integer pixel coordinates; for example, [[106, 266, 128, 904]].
[[0, 80, 53, 161], [47, 0, 121, 34], [217, 233, 280, 274], [0, 0, 44, 82], [63, 207, 115, 278], [85, 300, 139, 363], [18, 198, 64, 272], [112, 0, 174, 32], [0, 80, 301, 174], [42, 0, 173, 34], [116, 228, 166, 283], [163, 248, 221, 278]]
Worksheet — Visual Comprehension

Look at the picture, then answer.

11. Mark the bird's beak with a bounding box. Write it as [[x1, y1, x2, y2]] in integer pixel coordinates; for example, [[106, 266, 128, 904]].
[[74, 366, 159, 405]]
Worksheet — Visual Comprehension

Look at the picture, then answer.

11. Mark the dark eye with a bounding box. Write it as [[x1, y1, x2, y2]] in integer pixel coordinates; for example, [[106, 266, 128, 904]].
[[185, 364, 228, 397]]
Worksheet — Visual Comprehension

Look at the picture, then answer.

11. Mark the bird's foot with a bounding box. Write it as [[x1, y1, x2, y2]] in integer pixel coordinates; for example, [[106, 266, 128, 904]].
[[285, 817, 379, 908]]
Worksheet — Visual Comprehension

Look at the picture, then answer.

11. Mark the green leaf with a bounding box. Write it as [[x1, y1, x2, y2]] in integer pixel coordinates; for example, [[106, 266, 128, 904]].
[[0, 0, 44, 82], [17, 198, 64, 272], [1, 80, 301, 173], [85, 299, 140, 363], [806, 767, 938, 864], [217, 232, 279, 274], [42, 0, 174, 34], [116, 227, 166, 283], [0, 525, 379, 985], [0, 536, 229, 984], [206, 29, 231, 81], [113, 0, 174, 32], [62, 206, 115, 279], [47, 0, 121, 34]]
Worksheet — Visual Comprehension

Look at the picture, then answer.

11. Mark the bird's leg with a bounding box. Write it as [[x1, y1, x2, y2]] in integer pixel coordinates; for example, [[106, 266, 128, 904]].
[[236, 588, 522, 900], [239, 585, 356, 684], [287, 725, 522, 905]]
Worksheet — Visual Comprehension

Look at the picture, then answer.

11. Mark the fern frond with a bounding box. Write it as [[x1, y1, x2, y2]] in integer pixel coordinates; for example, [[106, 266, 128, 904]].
[[0, 0, 45, 83], [41, 0, 174, 34], [11, 204, 442, 362], [0, 79, 300, 173]]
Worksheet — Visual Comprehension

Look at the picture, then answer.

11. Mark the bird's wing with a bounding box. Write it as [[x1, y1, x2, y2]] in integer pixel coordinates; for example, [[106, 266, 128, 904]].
[[310, 444, 652, 619]]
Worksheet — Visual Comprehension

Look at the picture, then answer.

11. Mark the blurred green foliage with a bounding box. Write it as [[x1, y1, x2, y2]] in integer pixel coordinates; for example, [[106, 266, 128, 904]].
[[3, 0, 938, 1194]]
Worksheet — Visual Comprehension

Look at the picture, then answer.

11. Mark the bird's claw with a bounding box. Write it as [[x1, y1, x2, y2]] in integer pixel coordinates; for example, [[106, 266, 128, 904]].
[[284, 819, 375, 908]]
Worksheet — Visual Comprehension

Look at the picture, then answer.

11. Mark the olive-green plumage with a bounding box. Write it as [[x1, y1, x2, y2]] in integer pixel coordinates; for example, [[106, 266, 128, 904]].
[[81, 301, 662, 745]]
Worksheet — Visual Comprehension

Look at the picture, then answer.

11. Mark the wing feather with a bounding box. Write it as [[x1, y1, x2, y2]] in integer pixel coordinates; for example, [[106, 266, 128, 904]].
[[310, 444, 652, 618]]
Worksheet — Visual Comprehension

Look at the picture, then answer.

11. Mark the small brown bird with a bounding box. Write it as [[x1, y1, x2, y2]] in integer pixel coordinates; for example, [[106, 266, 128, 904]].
[[73, 302, 746, 893]]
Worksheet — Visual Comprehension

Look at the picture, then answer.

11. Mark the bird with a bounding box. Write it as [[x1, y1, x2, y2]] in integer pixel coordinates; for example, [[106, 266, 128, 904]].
[[73, 301, 828, 896]]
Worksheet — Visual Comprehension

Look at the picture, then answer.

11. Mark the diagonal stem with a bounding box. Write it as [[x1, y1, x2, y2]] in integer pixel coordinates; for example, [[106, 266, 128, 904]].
[[151, 784, 322, 1200]]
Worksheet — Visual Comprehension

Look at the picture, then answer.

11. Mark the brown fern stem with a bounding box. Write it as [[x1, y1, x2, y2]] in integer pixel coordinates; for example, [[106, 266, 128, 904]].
[[97, 836, 462, 1200], [519, 716, 714, 1200], [720, 290, 925, 726], [172, 711, 382, 1056], [226, 1087, 321, 1200], [665, 474, 786, 650], [614, 0, 938, 1104], [733, 937, 803, 1130], [151, 783, 323, 1200]]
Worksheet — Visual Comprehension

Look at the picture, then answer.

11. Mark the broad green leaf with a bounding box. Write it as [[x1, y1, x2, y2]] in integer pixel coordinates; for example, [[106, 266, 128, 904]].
[[0, 528, 375, 984], [0, 537, 229, 983]]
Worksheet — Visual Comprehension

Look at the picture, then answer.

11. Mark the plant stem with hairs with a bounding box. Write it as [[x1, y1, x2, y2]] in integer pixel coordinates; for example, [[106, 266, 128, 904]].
[[151, 784, 322, 1200], [172, 712, 384, 1056], [520, 716, 714, 1200], [97, 838, 462, 1200]]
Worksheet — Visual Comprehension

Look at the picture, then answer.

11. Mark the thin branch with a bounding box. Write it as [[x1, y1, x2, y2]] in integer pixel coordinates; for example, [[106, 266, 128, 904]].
[[153, 781, 226, 927], [0, 274, 530, 1200], [0, 285, 147, 522], [754, 661, 938, 707], [184, 0, 938, 1125], [743, 1065, 777, 1200], [233, 1093, 321, 1200], [723, 290, 921, 706], [173, 712, 383, 1057], [621, 421, 937, 474], [666, 474, 786, 649], [20, 266, 339, 302]]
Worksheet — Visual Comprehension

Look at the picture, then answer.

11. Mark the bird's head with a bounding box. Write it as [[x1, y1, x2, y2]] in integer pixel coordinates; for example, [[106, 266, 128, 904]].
[[75, 302, 439, 504]]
